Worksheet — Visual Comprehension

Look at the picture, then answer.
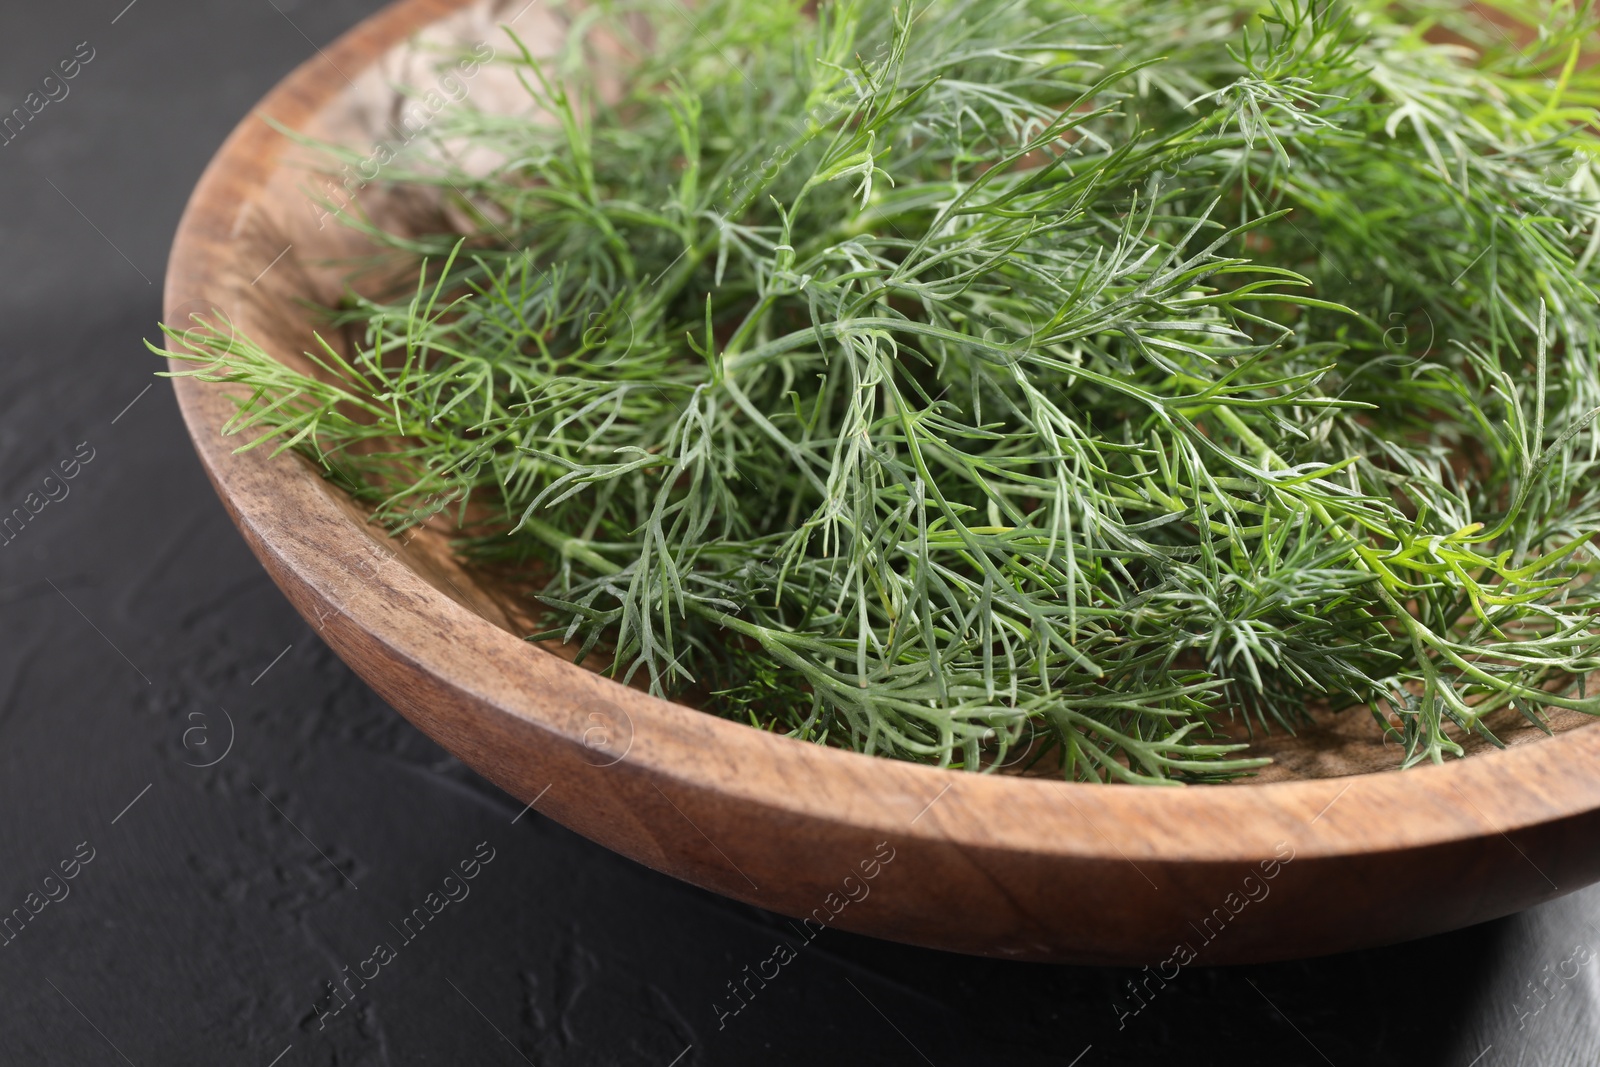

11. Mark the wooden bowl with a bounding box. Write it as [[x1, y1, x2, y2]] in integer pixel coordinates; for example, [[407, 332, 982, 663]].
[[163, 0, 1600, 964]]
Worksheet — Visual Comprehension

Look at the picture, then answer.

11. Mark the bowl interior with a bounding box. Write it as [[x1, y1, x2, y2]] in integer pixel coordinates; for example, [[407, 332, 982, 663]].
[[165, 0, 1600, 787]]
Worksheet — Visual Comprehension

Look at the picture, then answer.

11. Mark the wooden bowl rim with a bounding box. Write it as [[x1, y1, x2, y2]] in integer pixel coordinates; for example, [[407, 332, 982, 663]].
[[164, 0, 1600, 870]]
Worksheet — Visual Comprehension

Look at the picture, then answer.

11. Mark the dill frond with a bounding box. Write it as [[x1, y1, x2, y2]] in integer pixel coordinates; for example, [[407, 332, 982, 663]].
[[155, 0, 1600, 782]]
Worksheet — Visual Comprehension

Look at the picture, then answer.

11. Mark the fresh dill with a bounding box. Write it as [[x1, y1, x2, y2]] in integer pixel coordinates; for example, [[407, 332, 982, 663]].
[[156, 0, 1600, 782]]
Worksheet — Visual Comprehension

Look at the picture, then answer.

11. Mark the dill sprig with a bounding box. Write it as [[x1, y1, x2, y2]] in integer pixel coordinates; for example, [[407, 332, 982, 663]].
[[156, 0, 1600, 782]]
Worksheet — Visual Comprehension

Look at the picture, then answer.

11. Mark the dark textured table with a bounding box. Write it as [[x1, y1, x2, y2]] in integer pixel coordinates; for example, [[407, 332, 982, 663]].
[[1, 2, 1594, 1064]]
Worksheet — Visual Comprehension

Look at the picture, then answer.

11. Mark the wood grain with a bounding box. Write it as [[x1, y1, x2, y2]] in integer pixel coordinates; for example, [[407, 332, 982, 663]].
[[163, 0, 1600, 964]]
